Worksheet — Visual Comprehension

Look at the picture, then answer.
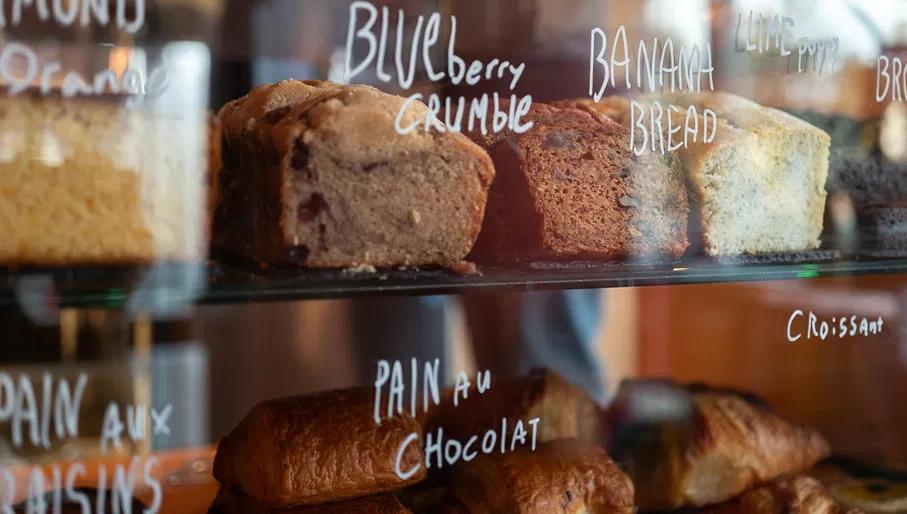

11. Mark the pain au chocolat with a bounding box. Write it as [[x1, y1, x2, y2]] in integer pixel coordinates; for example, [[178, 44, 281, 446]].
[[0, 93, 212, 265], [213, 387, 425, 507]]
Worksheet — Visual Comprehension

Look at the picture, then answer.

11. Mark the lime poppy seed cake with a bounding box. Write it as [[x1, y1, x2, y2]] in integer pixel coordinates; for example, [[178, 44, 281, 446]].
[[466, 100, 689, 265], [0, 94, 210, 265], [214, 80, 494, 270], [678, 91, 831, 256], [597, 93, 831, 257]]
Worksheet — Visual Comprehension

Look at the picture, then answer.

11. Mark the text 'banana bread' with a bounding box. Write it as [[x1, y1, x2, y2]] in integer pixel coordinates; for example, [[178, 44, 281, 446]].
[[214, 80, 494, 270]]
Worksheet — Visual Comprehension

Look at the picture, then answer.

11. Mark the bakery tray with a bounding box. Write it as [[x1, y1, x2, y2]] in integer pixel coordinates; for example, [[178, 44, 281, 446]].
[[2, 254, 907, 310]]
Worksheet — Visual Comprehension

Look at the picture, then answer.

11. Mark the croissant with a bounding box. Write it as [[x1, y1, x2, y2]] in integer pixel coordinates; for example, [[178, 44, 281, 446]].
[[827, 477, 907, 513], [707, 475, 863, 514], [610, 380, 830, 510]]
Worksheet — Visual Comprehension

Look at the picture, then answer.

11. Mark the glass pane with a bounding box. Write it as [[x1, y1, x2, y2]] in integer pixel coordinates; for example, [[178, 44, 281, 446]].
[[1, 1, 906, 514]]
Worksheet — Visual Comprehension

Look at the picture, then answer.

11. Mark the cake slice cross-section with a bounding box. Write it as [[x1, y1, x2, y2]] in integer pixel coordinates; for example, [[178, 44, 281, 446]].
[[214, 80, 494, 270], [587, 92, 831, 256]]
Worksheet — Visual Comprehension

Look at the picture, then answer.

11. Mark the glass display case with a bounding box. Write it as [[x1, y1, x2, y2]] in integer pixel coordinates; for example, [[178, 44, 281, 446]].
[[2, 1, 907, 513]]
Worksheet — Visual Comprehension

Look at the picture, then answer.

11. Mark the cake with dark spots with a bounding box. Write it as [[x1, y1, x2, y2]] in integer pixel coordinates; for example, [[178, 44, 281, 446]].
[[214, 80, 494, 270], [466, 100, 689, 264]]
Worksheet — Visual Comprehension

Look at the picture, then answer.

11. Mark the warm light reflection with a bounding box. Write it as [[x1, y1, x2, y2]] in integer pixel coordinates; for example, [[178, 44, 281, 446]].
[[108, 46, 133, 79], [881, 102, 907, 163]]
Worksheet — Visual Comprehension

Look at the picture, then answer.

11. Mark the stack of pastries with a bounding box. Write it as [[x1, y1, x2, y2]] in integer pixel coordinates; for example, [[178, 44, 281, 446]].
[[209, 370, 635, 514], [209, 371, 877, 514]]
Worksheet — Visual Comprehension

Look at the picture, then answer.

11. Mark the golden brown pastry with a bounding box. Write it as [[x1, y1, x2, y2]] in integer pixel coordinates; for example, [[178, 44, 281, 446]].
[[706, 475, 863, 514], [425, 368, 602, 445], [213, 388, 425, 507], [610, 380, 831, 510], [555, 97, 634, 126], [208, 488, 412, 514], [830, 479, 907, 513], [442, 439, 634, 514]]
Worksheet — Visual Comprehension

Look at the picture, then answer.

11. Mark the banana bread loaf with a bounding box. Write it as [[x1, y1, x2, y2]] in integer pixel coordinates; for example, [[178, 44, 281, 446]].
[[593, 93, 831, 256], [466, 100, 688, 264], [609, 380, 831, 510], [214, 80, 494, 270]]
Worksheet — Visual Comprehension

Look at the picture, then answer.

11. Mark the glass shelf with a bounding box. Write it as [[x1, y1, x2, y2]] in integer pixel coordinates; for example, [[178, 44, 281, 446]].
[[2, 254, 907, 312]]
